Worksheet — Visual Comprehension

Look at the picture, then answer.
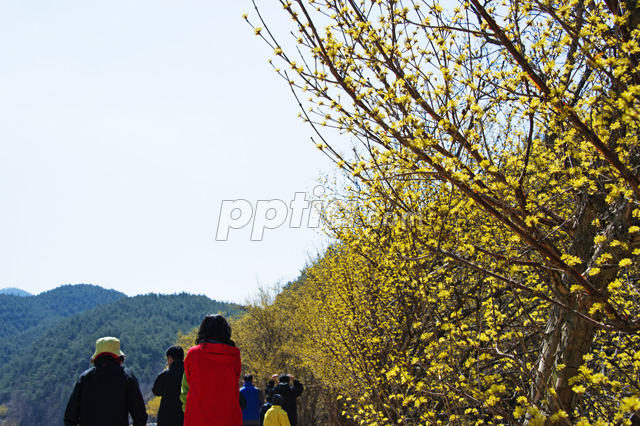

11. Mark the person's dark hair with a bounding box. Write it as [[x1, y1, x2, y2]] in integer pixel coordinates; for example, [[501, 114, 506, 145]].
[[243, 374, 253, 382], [278, 374, 290, 383], [195, 314, 234, 346], [272, 394, 284, 406], [165, 345, 184, 361]]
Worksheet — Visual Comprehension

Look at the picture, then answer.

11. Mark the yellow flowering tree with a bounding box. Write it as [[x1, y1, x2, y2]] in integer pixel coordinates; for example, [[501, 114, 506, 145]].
[[233, 285, 306, 381], [247, 0, 640, 423], [302, 179, 638, 424], [232, 283, 339, 425], [146, 396, 161, 423]]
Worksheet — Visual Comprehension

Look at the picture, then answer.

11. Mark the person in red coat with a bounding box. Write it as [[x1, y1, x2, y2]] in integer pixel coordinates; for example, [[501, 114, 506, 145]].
[[181, 314, 243, 426]]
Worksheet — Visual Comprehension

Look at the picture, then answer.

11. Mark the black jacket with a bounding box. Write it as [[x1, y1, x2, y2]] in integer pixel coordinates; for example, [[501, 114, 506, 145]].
[[259, 402, 272, 426], [63, 356, 148, 426], [265, 380, 304, 426], [152, 360, 185, 426]]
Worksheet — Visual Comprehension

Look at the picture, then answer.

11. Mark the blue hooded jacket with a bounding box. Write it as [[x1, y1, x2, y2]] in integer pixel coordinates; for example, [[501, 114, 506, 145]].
[[240, 381, 263, 421]]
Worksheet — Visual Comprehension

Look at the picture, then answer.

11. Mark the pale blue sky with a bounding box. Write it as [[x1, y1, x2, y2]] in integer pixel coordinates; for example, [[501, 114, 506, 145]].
[[0, 1, 333, 303]]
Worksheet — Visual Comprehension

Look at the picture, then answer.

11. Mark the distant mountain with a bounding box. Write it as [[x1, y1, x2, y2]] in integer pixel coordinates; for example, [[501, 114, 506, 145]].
[[0, 284, 127, 361], [0, 291, 242, 426], [0, 287, 31, 297]]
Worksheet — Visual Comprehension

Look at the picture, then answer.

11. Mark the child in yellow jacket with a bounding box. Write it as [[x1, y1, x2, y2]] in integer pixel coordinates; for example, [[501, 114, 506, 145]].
[[263, 394, 291, 426]]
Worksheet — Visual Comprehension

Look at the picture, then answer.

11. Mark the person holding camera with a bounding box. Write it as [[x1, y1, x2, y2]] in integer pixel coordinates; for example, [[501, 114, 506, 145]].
[[265, 374, 303, 426]]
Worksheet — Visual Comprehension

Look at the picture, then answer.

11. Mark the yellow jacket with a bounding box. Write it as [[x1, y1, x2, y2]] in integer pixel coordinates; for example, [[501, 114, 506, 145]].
[[263, 405, 291, 426]]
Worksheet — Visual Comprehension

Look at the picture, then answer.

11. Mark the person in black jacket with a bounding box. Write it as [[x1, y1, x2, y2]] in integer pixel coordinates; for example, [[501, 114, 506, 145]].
[[259, 394, 273, 426], [152, 345, 185, 426], [63, 336, 148, 426], [265, 374, 304, 426]]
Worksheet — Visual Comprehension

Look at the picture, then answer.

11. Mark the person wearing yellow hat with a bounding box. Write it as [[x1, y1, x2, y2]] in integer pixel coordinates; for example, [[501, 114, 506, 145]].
[[63, 336, 148, 426]]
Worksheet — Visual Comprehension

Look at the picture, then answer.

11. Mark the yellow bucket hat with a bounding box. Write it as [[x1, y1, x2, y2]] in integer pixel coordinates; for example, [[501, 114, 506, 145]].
[[91, 336, 125, 361]]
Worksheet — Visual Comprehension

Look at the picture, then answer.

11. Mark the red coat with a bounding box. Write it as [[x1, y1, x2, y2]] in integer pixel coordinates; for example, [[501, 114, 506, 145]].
[[183, 342, 242, 426]]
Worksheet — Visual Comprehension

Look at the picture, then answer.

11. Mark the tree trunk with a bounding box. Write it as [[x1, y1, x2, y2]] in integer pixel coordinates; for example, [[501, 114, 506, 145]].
[[531, 299, 597, 422], [555, 306, 597, 414]]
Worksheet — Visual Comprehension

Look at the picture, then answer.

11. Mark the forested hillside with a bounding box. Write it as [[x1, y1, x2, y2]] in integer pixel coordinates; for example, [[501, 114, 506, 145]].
[[0, 290, 241, 426], [0, 284, 126, 362], [0, 284, 126, 338]]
